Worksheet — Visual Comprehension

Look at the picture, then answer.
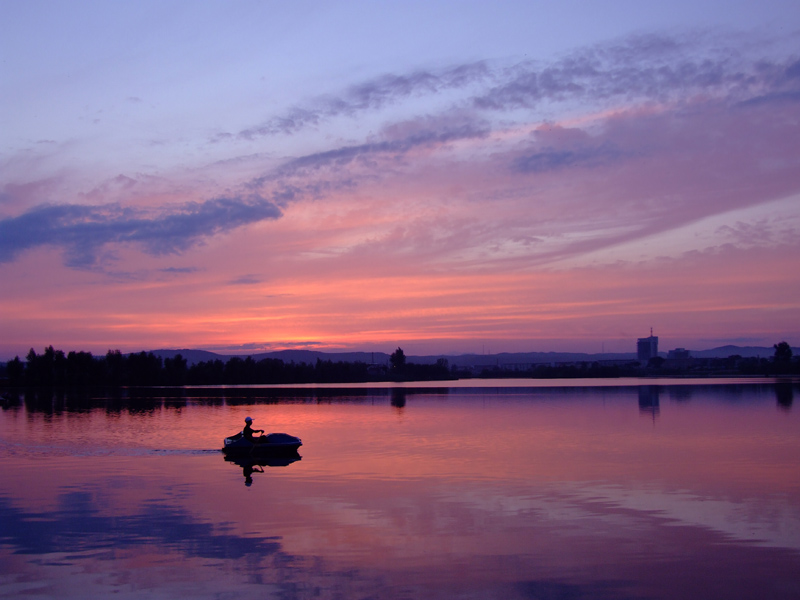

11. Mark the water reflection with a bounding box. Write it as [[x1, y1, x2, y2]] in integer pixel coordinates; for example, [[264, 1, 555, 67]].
[[224, 453, 302, 486], [637, 385, 660, 417], [390, 387, 406, 408], [668, 385, 694, 402], [3, 380, 798, 415], [776, 381, 794, 409], [1, 380, 799, 599], [0, 491, 281, 559]]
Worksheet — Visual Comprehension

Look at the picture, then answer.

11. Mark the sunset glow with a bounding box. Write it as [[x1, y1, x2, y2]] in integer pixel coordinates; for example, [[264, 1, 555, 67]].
[[2, 1, 799, 358]]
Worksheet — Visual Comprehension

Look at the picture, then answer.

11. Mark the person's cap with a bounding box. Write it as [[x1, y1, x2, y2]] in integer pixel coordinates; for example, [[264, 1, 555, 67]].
[[244, 416, 253, 422]]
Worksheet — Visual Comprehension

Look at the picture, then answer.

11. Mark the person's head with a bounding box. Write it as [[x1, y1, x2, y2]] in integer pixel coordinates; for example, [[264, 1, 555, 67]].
[[245, 416, 253, 424]]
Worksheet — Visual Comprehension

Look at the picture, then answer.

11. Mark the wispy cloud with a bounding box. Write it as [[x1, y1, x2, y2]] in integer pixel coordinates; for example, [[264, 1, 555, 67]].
[[472, 33, 800, 111], [231, 32, 800, 150], [211, 340, 326, 353], [0, 195, 281, 268], [238, 62, 490, 138], [160, 266, 198, 275], [222, 30, 800, 224], [244, 113, 491, 202], [228, 274, 261, 285], [716, 218, 798, 247], [512, 142, 625, 174], [279, 116, 488, 176]]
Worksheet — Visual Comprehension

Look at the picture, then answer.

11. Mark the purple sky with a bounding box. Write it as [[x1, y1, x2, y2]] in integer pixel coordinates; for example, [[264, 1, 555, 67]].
[[1, 1, 799, 359]]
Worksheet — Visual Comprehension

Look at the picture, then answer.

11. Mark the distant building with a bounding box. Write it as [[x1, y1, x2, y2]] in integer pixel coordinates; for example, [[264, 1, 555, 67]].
[[637, 329, 659, 362], [667, 348, 690, 360]]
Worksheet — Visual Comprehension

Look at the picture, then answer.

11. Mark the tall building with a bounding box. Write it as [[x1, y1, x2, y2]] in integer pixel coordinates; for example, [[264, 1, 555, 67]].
[[637, 329, 659, 362]]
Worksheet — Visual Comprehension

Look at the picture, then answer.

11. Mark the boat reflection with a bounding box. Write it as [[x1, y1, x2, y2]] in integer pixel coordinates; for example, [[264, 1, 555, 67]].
[[223, 452, 302, 486]]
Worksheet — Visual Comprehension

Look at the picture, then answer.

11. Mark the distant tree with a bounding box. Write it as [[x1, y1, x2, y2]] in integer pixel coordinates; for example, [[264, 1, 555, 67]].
[[188, 359, 226, 385], [774, 341, 793, 365], [128, 351, 163, 385], [53, 348, 67, 385], [163, 354, 187, 385], [25, 348, 38, 385], [224, 356, 246, 384], [19, 346, 68, 386], [66, 351, 98, 386], [390, 347, 406, 371], [6, 356, 24, 385], [105, 349, 125, 385]]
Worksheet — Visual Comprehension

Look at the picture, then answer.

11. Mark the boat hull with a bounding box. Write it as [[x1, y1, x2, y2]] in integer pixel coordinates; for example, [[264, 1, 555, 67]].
[[222, 432, 302, 456]]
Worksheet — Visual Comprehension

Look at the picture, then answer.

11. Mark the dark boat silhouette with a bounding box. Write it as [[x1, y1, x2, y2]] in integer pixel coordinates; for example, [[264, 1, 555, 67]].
[[222, 431, 302, 456]]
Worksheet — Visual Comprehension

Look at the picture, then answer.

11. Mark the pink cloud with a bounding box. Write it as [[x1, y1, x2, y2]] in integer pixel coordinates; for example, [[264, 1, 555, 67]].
[[2, 31, 799, 357]]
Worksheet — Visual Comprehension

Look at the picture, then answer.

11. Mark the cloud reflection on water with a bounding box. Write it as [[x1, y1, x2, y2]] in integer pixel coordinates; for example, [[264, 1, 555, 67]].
[[1, 382, 799, 599], [0, 491, 281, 559]]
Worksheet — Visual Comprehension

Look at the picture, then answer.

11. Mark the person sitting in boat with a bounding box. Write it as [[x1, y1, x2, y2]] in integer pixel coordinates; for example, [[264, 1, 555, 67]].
[[243, 416, 265, 443]]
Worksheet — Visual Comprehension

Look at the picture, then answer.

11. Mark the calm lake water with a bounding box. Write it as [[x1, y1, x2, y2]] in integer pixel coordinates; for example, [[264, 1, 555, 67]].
[[1, 378, 799, 599]]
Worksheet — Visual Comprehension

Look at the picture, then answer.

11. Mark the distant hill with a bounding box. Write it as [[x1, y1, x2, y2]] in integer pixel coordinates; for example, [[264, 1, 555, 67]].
[[147, 349, 230, 365], [687, 345, 779, 359], [143, 344, 792, 367], [437, 352, 635, 367], [250, 350, 391, 365], [147, 348, 393, 367], [146, 348, 637, 367]]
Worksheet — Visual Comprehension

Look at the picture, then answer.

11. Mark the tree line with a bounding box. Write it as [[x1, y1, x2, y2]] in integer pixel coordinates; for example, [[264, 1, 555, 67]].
[[1, 346, 453, 387], [1, 342, 795, 388]]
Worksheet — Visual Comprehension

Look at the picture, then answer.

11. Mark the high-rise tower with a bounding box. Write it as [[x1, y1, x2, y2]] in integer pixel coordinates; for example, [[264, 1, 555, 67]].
[[637, 328, 658, 362]]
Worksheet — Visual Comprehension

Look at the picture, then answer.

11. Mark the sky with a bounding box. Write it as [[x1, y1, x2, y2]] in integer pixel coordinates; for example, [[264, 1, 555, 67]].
[[1, 0, 799, 360]]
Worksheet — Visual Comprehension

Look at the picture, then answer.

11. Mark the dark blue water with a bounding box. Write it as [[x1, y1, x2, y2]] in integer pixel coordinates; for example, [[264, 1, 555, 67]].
[[1, 380, 799, 599]]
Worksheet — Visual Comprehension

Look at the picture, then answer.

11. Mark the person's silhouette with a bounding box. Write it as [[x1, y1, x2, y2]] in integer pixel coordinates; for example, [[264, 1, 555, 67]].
[[242, 461, 264, 486], [242, 416, 264, 442]]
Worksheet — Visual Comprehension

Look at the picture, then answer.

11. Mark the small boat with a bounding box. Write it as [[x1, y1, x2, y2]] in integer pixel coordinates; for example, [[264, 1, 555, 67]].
[[222, 431, 302, 456]]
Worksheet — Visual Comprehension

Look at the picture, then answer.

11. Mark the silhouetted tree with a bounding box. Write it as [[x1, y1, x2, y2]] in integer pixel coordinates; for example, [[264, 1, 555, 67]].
[[188, 359, 226, 385], [224, 356, 245, 384], [128, 351, 163, 385], [6, 356, 24, 386], [66, 351, 96, 386], [257, 358, 287, 383], [164, 354, 188, 385], [390, 347, 406, 370], [389, 347, 406, 380], [774, 341, 793, 365], [24, 348, 38, 385], [105, 349, 125, 385], [25, 347, 59, 386]]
